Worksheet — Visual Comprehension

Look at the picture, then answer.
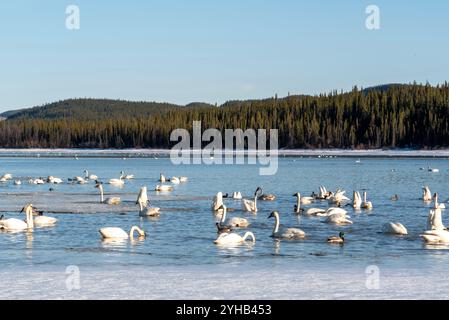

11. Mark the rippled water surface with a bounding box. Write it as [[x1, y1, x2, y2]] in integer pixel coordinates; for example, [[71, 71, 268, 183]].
[[1, 155, 449, 271]]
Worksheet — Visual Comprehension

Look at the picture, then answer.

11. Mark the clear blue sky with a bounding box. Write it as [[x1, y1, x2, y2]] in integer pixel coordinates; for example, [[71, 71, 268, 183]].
[[0, 0, 448, 111]]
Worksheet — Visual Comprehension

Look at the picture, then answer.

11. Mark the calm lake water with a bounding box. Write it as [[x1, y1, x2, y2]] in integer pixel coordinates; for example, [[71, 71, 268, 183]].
[[0, 155, 449, 273]]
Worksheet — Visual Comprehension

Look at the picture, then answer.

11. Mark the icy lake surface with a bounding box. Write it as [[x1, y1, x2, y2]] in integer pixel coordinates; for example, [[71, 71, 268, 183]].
[[1, 154, 449, 299]]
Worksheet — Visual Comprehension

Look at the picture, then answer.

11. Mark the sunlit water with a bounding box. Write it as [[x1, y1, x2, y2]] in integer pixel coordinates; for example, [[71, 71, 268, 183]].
[[1, 155, 449, 274]]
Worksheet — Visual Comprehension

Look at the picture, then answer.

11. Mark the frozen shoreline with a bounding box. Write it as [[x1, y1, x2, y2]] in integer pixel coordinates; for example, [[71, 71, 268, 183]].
[[1, 148, 449, 157], [2, 264, 449, 300]]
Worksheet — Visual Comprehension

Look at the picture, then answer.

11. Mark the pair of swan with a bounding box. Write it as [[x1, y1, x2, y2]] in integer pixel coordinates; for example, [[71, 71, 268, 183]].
[[99, 226, 146, 239], [0, 204, 57, 231], [216, 204, 249, 230], [159, 173, 187, 184], [242, 187, 263, 213], [96, 183, 121, 205], [136, 186, 160, 217], [268, 211, 306, 239], [353, 191, 373, 210]]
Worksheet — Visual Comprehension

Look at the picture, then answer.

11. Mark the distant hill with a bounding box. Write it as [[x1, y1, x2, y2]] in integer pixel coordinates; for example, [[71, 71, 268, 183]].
[[1, 98, 214, 121]]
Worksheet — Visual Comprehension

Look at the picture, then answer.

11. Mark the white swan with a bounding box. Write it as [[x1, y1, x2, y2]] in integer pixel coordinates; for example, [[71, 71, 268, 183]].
[[362, 191, 373, 210], [138, 201, 160, 217], [96, 183, 121, 205], [328, 189, 350, 205], [306, 208, 326, 215], [84, 170, 98, 180], [214, 231, 256, 245], [29, 178, 45, 185], [99, 226, 146, 239], [428, 166, 439, 173], [325, 212, 353, 225], [14, 180, 21, 185], [212, 192, 224, 211], [47, 176, 63, 184], [422, 186, 432, 201], [421, 230, 449, 244], [317, 186, 331, 200], [384, 222, 408, 235], [136, 186, 148, 205], [159, 173, 166, 182], [170, 176, 181, 184], [1, 173, 12, 180], [155, 184, 173, 192], [218, 204, 249, 228], [0, 204, 34, 231], [268, 211, 306, 239], [433, 193, 446, 209], [179, 176, 188, 183], [353, 191, 362, 209], [242, 187, 262, 214], [30, 207, 57, 227], [427, 209, 446, 231], [120, 171, 134, 180], [109, 174, 125, 186], [232, 192, 242, 200], [294, 192, 314, 205]]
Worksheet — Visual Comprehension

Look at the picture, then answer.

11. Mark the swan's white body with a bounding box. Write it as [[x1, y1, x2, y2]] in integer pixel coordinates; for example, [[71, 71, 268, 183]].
[[242, 198, 258, 213], [159, 174, 166, 182], [136, 186, 148, 205], [384, 222, 408, 235], [138, 202, 160, 217], [109, 176, 125, 186], [325, 212, 353, 225], [428, 167, 439, 173], [99, 226, 146, 239], [214, 231, 255, 245], [270, 211, 305, 239], [179, 176, 188, 183], [423, 186, 432, 201], [232, 192, 242, 200], [362, 191, 373, 210], [421, 230, 449, 244], [30, 178, 45, 185], [353, 191, 362, 209], [48, 176, 63, 184], [427, 209, 446, 231], [171, 177, 180, 184], [155, 184, 173, 192], [328, 189, 350, 205], [212, 192, 224, 211], [14, 180, 21, 185], [34, 215, 58, 227], [1, 174, 13, 180], [0, 204, 34, 231], [219, 205, 249, 228], [433, 193, 446, 209], [96, 184, 121, 205], [120, 171, 134, 180], [84, 170, 98, 180], [305, 208, 326, 216]]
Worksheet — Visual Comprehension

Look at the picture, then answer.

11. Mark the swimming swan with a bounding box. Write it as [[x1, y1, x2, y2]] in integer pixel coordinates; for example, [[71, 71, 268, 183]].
[[353, 191, 362, 209], [232, 192, 242, 200], [427, 209, 446, 231], [422, 186, 432, 201], [268, 211, 306, 239], [325, 212, 353, 225], [362, 191, 373, 210], [96, 183, 121, 205], [109, 174, 125, 186], [433, 193, 446, 209], [120, 171, 134, 180], [293, 193, 304, 213], [29, 206, 57, 227], [159, 173, 166, 182], [99, 226, 146, 239], [136, 186, 149, 205], [421, 229, 449, 244], [212, 192, 224, 211], [138, 201, 160, 217], [84, 170, 98, 180], [384, 222, 408, 235], [218, 204, 250, 228], [214, 231, 256, 245], [242, 187, 263, 213], [0, 204, 34, 231], [155, 184, 173, 192]]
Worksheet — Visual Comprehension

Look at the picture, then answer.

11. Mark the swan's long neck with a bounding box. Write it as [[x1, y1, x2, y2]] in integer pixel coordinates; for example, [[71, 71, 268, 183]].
[[138, 201, 144, 211], [130, 226, 144, 238], [26, 207, 34, 229], [253, 195, 258, 211], [243, 232, 255, 242], [296, 196, 300, 213], [273, 213, 280, 234], [220, 207, 227, 224], [364, 192, 367, 203], [99, 185, 104, 203], [434, 195, 439, 208]]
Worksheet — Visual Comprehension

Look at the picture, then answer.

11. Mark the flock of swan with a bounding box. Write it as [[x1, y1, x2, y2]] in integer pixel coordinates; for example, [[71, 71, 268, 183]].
[[1, 169, 449, 248]]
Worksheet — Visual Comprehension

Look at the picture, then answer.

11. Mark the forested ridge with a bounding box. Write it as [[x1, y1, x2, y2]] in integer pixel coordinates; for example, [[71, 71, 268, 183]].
[[1, 83, 448, 149]]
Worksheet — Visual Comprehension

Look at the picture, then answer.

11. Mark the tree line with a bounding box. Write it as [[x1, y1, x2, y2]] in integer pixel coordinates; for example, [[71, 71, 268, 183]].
[[0, 83, 448, 149]]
